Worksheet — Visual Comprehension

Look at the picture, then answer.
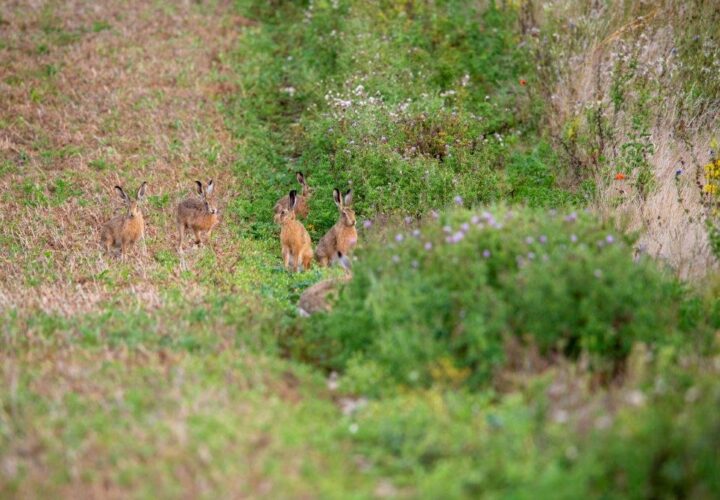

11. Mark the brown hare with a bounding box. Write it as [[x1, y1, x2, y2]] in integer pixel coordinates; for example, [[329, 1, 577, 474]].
[[274, 171, 311, 219], [275, 189, 313, 272], [315, 188, 357, 267], [101, 182, 147, 260], [298, 252, 352, 316], [177, 179, 219, 250]]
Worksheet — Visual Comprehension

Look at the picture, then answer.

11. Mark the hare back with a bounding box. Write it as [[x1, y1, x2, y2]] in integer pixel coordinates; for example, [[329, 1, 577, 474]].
[[102, 214, 144, 245], [298, 275, 351, 315], [316, 223, 356, 260], [177, 199, 218, 230]]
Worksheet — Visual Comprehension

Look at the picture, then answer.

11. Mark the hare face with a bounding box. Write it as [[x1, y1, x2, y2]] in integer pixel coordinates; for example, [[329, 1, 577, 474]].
[[128, 200, 142, 218], [205, 198, 218, 215], [342, 207, 356, 227], [275, 207, 295, 225]]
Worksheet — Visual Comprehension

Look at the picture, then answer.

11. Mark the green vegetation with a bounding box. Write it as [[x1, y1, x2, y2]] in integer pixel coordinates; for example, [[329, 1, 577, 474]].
[[1, 0, 719, 497]]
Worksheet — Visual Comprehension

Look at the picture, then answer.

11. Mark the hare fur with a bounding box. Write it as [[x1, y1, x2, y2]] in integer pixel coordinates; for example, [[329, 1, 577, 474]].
[[274, 171, 311, 219], [275, 189, 313, 272], [177, 179, 219, 250], [101, 183, 147, 259], [315, 188, 357, 267]]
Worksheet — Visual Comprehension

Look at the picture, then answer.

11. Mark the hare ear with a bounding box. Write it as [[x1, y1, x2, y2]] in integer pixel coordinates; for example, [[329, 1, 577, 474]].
[[115, 186, 129, 203], [333, 188, 342, 208], [195, 180, 204, 196], [206, 179, 215, 196], [296, 171, 306, 185], [137, 181, 147, 201], [343, 189, 353, 206], [289, 189, 298, 209]]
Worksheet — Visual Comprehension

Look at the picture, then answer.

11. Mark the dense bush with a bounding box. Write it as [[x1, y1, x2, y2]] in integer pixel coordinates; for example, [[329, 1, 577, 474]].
[[292, 206, 691, 388]]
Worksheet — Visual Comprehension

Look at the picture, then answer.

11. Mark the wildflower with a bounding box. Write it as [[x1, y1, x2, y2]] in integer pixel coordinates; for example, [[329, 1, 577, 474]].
[[404, 216, 413, 225], [539, 235, 548, 244], [424, 242, 433, 251], [363, 219, 372, 229], [525, 236, 534, 245], [460, 222, 470, 232], [395, 233, 404, 243], [471, 215, 480, 225], [605, 234, 615, 244], [570, 234, 578, 243], [675, 169, 682, 177], [454, 195, 464, 206], [703, 184, 718, 195], [615, 172, 626, 180], [565, 212, 578, 223], [447, 231, 465, 244], [430, 210, 439, 219], [482, 249, 491, 258], [412, 229, 421, 238], [391, 255, 400, 263], [519, 78, 527, 86], [527, 252, 536, 260]]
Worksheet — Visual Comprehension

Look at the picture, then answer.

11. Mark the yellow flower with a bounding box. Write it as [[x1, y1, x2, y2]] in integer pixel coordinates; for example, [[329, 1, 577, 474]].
[[703, 183, 718, 195]]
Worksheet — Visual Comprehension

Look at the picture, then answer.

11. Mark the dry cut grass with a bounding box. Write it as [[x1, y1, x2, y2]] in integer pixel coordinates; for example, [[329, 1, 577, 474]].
[[0, 0, 253, 315]]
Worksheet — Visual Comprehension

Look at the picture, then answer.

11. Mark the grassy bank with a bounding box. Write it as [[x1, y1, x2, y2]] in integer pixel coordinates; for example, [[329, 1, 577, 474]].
[[1, 0, 719, 497]]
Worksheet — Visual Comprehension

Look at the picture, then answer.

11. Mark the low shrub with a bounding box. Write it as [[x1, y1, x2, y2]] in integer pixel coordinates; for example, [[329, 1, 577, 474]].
[[295, 206, 690, 388]]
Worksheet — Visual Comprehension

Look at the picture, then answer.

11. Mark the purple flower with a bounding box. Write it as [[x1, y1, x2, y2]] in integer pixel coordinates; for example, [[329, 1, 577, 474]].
[[539, 235, 548, 244], [564, 211, 578, 223], [482, 211, 492, 220], [424, 242, 433, 251], [525, 236, 535, 245], [430, 210, 439, 219], [412, 229, 421, 238], [395, 233, 404, 243], [570, 234, 578, 243], [460, 222, 470, 232], [527, 252, 536, 260], [404, 216, 413, 224], [482, 249, 491, 258], [605, 234, 615, 244], [454, 195, 464, 206], [675, 169, 682, 177], [363, 219, 372, 229], [447, 232, 465, 244], [471, 215, 480, 225]]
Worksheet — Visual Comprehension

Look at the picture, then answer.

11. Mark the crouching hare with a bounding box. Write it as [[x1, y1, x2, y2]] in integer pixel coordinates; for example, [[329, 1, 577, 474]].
[[101, 182, 147, 259], [274, 171, 311, 219], [315, 188, 357, 267], [298, 252, 352, 316], [177, 179, 219, 250], [275, 190, 313, 272]]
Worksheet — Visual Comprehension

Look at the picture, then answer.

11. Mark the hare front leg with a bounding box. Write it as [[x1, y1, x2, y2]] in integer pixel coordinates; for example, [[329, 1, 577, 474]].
[[177, 223, 185, 252], [282, 246, 291, 270]]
